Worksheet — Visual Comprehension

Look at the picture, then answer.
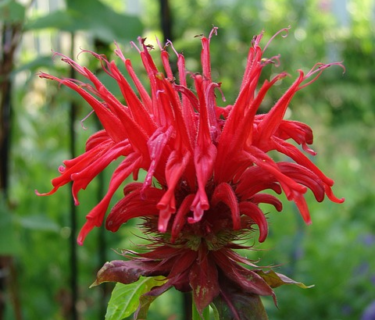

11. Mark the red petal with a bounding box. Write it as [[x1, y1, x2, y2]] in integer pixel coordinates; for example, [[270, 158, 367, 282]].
[[171, 194, 195, 242], [106, 187, 164, 232], [250, 194, 283, 212], [216, 72, 287, 183], [293, 193, 311, 224], [246, 146, 307, 200], [77, 153, 142, 245], [273, 137, 334, 186], [278, 162, 325, 202], [85, 130, 111, 151], [157, 150, 192, 231], [71, 140, 131, 204], [192, 75, 217, 218], [324, 185, 345, 203], [239, 201, 268, 242], [236, 165, 282, 200], [211, 183, 241, 230], [256, 70, 305, 143], [142, 126, 173, 191]]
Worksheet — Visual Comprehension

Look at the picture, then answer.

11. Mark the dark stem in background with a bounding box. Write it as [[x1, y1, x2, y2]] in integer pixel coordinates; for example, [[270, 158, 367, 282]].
[[97, 165, 107, 319], [159, 0, 173, 44], [0, 35, 11, 201], [0, 22, 23, 320], [69, 32, 79, 320], [158, 1, 192, 319], [93, 38, 110, 319]]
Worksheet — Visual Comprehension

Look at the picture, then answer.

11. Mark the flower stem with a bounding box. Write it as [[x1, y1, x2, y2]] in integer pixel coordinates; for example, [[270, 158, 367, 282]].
[[192, 302, 210, 320]]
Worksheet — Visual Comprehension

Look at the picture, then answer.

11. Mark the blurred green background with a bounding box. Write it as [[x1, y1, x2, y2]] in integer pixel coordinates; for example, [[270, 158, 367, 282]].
[[1, 0, 374, 319]]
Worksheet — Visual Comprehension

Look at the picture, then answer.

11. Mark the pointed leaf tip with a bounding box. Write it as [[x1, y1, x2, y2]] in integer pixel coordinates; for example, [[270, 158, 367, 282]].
[[255, 269, 314, 290], [89, 280, 99, 289]]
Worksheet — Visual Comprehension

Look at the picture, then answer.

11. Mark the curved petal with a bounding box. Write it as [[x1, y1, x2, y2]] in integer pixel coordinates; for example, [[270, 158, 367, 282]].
[[211, 183, 241, 230], [77, 153, 142, 245], [239, 201, 268, 242], [106, 187, 164, 232]]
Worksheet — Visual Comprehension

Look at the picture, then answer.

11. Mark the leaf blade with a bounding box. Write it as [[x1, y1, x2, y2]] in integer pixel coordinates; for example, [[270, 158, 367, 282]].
[[254, 269, 314, 289], [104, 276, 166, 320]]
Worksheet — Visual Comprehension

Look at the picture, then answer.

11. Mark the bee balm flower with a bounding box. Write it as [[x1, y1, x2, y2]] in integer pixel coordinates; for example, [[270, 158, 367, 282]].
[[37, 27, 344, 317]]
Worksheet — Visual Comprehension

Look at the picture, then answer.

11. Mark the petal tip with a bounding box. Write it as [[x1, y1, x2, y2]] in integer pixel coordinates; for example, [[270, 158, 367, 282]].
[[77, 237, 84, 246]]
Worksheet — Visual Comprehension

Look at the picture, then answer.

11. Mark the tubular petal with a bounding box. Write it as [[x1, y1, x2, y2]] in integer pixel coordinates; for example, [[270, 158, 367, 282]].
[[246, 146, 307, 200], [278, 162, 325, 202], [71, 140, 132, 204], [324, 185, 345, 203], [256, 71, 305, 144], [293, 193, 312, 224], [171, 194, 195, 242], [158, 150, 192, 215], [250, 194, 283, 212], [106, 187, 164, 232], [77, 153, 142, 245], [239, 201, 269, 242], [273, 137, 334, 186], [36, 141, 114, 198], [212, 183, 241, 230], [39, 28, 344, 249], [142, 126, 173, 192]]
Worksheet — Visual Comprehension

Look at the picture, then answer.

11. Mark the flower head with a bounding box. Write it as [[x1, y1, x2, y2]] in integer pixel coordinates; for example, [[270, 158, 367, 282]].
[[37, 27, 344, 317]]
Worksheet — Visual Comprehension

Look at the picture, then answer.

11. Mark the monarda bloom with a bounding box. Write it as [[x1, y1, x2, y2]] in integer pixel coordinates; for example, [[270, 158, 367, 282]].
[[38, 27, 344, 319]]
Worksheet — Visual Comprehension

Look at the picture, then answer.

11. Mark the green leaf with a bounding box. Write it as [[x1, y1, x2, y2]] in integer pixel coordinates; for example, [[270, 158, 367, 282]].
[[12, 55, 55, 75], [254, 270, 314, 289], [25, 0, 143, 43], [17, 215, 60, 232], [24, 10, 76, 32], [0, 0, 25, 23], [66, 0, 143, 43], [105, 276, 167, 320], [135, 292, 159, 320], [210, 303, 220, 320]]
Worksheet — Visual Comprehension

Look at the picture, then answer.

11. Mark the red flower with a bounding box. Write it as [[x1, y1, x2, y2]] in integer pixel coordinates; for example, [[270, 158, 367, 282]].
[[37, 27, 344, 317]]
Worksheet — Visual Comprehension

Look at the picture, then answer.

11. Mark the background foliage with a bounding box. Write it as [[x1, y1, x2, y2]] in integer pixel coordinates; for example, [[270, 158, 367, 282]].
[[1, 0, 375, 319]]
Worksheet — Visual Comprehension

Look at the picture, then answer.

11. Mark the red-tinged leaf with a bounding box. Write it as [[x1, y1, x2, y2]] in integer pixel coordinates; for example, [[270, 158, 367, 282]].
[[190, 255, 220, 314], [213, 251, 274, 298], [90, 260, 159, 287], [254, 269, 314, 289], [168, 250, 197, 278]]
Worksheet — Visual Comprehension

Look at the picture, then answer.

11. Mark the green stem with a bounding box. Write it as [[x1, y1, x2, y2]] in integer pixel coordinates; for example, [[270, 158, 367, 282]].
[[192, 302, 210, 320]]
